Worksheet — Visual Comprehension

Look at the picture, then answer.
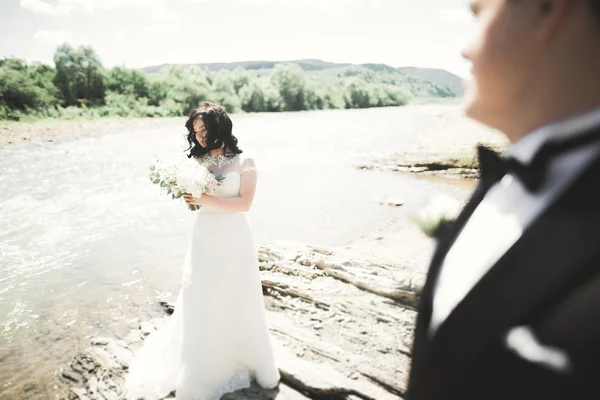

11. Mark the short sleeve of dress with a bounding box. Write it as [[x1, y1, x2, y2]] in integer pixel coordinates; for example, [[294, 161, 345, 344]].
[[241, 157, 256, 173]]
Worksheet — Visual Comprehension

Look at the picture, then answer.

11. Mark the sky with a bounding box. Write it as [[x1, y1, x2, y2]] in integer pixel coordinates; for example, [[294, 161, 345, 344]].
[[0, 0, 475, 77]]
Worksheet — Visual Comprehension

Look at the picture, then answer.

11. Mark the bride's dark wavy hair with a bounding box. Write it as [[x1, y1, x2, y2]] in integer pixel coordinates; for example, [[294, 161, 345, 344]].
[[184, 102, 243, 159]]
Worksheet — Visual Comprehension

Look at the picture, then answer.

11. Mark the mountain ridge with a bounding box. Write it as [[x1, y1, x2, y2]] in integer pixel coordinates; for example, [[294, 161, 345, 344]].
[[141, 59, 464, 97]]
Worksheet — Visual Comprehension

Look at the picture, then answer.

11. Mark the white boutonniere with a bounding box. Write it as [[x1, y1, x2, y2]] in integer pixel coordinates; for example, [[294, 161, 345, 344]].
[[409, 195, 463, 239]]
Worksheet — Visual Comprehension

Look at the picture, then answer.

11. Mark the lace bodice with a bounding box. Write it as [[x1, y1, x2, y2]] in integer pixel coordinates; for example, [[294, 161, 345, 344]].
[[195, 154, 256, 211], [197, 153, 255, 175]]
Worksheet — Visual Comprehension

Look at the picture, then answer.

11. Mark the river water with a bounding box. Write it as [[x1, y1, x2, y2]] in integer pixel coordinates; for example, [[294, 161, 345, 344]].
[[0, 105, 477, 398]]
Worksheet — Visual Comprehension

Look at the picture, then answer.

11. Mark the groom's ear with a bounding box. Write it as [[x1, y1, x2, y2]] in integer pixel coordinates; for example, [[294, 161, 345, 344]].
[[527, 0, 577, 42]]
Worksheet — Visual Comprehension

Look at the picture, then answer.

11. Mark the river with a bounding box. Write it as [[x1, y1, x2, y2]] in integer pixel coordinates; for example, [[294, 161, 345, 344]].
[[0, 105, 482, 398]]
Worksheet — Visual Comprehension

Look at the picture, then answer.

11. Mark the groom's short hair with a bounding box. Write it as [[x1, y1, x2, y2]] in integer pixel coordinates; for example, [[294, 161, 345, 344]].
[[589, 0, 600, 22], [593, 0, 600, 22]]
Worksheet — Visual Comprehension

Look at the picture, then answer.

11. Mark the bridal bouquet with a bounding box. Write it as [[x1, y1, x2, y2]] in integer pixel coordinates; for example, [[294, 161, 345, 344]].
[[409, 195, 463, 239], [149, 156, 223, 211]]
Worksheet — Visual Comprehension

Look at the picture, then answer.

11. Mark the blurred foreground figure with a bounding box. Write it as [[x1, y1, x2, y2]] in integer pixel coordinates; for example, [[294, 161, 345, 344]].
[[407, 1, 600, 399]]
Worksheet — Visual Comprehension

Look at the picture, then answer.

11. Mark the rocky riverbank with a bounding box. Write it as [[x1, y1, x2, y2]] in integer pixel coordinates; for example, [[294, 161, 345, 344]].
[[57, 241, 423, 400], [356, 131, 506, 180], [357, 152, 482, 179], [0, 117, 182, 149]]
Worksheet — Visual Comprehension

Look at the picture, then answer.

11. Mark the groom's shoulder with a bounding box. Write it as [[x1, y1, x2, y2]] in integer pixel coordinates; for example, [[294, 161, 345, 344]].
[[559, 150, 600, 209]]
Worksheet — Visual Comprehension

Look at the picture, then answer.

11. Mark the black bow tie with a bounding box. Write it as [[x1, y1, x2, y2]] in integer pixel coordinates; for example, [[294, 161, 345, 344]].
[[478, 129, 600, 192]]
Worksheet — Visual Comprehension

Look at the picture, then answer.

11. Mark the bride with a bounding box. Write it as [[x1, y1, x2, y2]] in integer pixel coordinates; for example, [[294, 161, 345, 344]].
[[125, 102, 280, 399]]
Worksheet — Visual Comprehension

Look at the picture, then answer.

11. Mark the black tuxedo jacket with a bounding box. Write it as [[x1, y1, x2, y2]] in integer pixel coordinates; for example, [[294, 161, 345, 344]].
[[406, 142, 600, 400]]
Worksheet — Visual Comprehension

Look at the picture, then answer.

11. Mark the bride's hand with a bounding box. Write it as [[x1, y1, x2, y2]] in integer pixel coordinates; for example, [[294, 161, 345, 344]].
[[183, 193, 205, 206]]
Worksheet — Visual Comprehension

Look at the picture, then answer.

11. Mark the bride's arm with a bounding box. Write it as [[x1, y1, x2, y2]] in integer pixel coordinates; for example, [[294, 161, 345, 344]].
[[184, 160, 257, 212], [199, 169, 257, 212]]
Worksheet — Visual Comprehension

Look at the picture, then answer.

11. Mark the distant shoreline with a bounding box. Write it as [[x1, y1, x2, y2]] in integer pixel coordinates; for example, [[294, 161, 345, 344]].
[[0, 104, 505, 180], [0, 116, 181, 149], [0, 98, 460, 129], [0, 102, 490, 153]]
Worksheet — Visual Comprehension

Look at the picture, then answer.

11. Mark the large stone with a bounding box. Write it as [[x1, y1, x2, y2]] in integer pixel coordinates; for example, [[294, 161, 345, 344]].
[[90, 346, 119, 370], [159, 301, 175, 315], [87, 375, 99, 396], [71, 387, 90, 399], [374, 197, 405, 207], [106, 342, 133, 368], [139, 321, 155, 337], [90, 337, 112, 346], [275, 345, 399, 400], [62, 369, 82, 383]]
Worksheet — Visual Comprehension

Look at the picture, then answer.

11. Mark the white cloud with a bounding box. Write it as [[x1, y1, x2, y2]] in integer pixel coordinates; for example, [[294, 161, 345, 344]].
[[19, 0, 61, 15], [34, 30, 73, 45], [15, 0, 474, 77], [143, 23, 182, 35], [20, 0, 173, 16]]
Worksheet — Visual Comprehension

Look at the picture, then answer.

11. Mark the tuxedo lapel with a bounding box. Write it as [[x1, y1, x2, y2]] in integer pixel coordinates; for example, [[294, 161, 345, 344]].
[[412, 154, 600, 396], [410, 181, 492, 379], [416, 182, 492, 328]]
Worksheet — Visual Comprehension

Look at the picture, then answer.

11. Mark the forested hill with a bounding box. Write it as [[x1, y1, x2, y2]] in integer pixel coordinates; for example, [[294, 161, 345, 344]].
[[1, 45, 463, 121]]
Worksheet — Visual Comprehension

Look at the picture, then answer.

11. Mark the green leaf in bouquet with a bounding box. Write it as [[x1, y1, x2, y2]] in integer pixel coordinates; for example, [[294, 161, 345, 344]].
[[167, 188, 172, 195], [149, 165, 155, 171], [160, 181, 167, 187], [153, 179, 161, 184], [216, 175, 226, 182]]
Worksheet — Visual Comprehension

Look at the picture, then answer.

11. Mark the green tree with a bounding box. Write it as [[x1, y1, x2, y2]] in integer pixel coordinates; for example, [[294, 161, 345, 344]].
[[0, 58, 59, 112], [147, 77, 169, 106], [320, 84, 346, 109], [261, 80, 282, 112], [105, 67, 149, 99], [239, 78, 266, 112], [211, 71, 236, 96], [53, 44, 106, 106], [160, 65, 211, 114], [344, 78, 371, 109], [1, 47, 420, 121], [231, 67, 250, 94], [270, 64, 309, 111], [209, 71, 241, 113]]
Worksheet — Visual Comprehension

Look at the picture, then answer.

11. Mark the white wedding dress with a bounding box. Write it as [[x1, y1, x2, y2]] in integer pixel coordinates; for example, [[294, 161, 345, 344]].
[[125, 154, 280, 400]]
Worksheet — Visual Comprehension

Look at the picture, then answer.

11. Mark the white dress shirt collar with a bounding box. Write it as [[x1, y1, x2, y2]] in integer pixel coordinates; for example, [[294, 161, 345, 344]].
[[505, 106, 600, 164]]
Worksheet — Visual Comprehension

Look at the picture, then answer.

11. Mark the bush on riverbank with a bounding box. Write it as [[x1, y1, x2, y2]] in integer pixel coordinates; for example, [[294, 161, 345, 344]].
[[0, 44, 415, 122]]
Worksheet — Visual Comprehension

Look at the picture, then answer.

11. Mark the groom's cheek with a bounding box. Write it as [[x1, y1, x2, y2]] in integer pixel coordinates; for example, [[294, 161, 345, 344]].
[[463, 1, 536, 128], [462, 1, 511, 123]]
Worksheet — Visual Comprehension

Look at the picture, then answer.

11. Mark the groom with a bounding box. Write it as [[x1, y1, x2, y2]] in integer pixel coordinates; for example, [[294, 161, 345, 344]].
[[407, 0, 600, 399]]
